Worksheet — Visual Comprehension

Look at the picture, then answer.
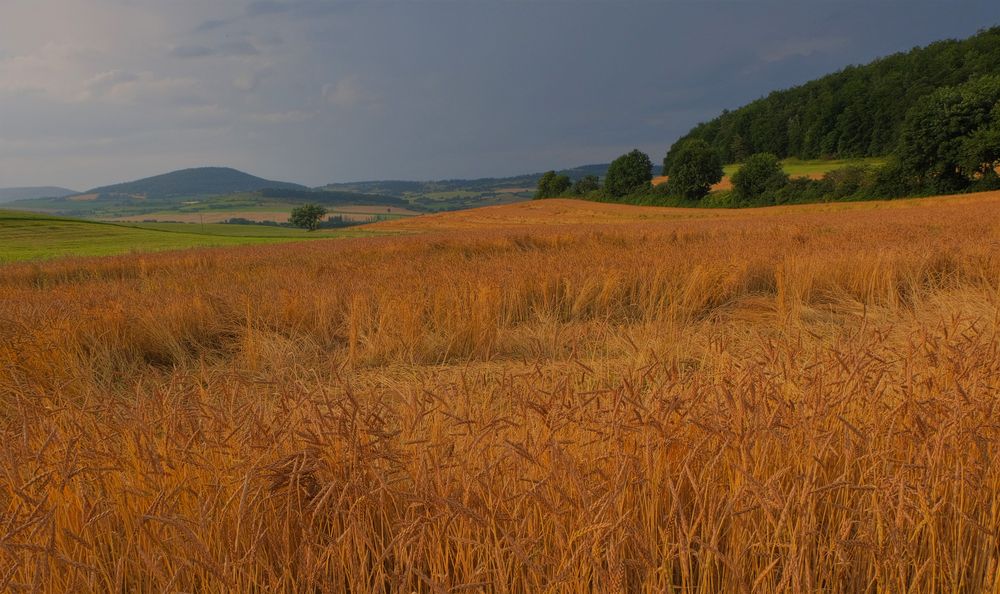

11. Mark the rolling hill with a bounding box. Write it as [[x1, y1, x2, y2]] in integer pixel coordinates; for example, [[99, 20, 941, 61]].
[[666, 26, 1000, 166], [6, 167, 406, 219], [86, 167, 307, 199], [0, 186, 78, 203]]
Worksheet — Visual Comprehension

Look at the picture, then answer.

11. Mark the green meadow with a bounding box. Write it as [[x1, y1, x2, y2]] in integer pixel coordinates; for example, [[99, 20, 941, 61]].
[[722, 157, 886, 178], [0, 211, 374, 263]]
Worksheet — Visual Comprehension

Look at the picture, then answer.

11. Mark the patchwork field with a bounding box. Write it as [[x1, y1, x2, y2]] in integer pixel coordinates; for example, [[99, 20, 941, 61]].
[[0, 210, 374, 262], [2, 193, 1000, 592], [111, 205, 421, 224]]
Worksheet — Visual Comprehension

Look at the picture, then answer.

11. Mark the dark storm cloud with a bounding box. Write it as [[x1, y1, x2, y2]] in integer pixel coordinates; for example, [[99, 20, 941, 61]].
[[0, 0, 998, 190]]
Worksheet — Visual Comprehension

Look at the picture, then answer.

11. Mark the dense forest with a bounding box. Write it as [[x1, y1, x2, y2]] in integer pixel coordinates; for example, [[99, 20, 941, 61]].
[[665, 27, 1000, 167]]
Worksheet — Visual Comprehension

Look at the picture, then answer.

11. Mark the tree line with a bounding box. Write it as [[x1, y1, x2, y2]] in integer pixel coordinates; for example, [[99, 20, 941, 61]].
[[537, 29, 1000, 207]]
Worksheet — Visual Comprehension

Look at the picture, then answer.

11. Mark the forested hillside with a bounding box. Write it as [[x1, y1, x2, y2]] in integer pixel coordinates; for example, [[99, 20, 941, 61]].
[[87, 167, 306, 199], [666, 27, 1000, 166]]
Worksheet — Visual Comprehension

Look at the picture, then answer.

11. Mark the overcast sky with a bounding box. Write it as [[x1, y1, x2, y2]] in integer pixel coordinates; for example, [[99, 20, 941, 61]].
[[0, 1, 997, 190]]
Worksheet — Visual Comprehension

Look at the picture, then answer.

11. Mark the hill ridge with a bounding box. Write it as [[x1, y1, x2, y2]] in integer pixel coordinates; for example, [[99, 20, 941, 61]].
[[0, 186, 78, 203], [87, 166, 307, 199]]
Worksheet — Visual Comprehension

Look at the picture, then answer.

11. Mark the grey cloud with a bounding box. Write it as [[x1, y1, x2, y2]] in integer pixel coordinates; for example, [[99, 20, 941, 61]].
[[219, 41, 260, 56], [246, 0, 350, 19], [170, 45, 215, 59], [170, 41, 260, 59], [232, 71, 262, 92], [247, 1, 290, 16], [86, 70, 140, 96], [1, 0, 998, 189], [196, 19, 231, 32]]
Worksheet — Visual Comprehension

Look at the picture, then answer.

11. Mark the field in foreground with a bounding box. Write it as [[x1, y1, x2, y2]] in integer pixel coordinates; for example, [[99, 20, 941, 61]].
[[0, 210, 374, 262], [2, 194, 1000, 592]]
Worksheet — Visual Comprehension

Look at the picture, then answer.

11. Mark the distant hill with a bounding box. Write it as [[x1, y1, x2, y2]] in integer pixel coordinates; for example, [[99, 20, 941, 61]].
[[259, 188, 413, 208], [0, 187, 78, 203], [5, 161, 664, 218], [666, 26, 1000, 166], [87, 167, 307, 199], [322, 164, 664, 198], [319, 163, 668, 211]]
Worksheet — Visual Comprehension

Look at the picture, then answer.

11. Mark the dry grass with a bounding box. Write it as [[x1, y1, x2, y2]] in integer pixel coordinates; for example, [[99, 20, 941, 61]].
[[374, 191, 1000, 232], [2, 195, 1000, 592]]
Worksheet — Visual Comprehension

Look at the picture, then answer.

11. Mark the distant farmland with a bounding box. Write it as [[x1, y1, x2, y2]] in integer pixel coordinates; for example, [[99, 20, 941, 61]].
[[0, 210, 379, 262], [110, 204, 421, 224]]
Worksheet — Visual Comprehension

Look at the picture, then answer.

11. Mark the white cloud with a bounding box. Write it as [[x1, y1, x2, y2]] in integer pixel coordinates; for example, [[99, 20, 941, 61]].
[[0, 43, 95, 101]]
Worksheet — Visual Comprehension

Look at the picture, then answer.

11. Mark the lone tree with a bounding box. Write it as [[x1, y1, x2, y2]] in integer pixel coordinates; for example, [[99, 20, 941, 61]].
[[604, 149, 653, 197], [731, 153, 788, 205], [290, 203, 328, 231], [535, 171, 572, 199], [665, 139, 723, 200]]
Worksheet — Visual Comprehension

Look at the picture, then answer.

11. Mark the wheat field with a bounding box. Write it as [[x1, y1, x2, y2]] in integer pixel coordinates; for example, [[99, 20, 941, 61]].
[[2, 194, 1000, 593]]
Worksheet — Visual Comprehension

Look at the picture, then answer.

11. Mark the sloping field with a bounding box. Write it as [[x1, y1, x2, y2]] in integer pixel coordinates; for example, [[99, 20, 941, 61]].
[[0, 210, 364, 262], [2, 193, 1000, 592], [373, 190, 1000, 231]]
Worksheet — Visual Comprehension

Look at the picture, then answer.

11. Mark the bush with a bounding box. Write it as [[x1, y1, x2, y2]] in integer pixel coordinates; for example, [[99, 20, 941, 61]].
[[535, 171, 572, 199], [824, 166, 874, 200], [731, 153, 789, 205], [571, 175, 600, 196], [772, 177, 827, 205], [866, 159, 918, 199], [969, 170, 1000, 192]]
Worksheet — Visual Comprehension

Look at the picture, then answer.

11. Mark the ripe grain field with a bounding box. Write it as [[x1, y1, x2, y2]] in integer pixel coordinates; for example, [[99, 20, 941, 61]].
[[2, 193, 1000, 592]]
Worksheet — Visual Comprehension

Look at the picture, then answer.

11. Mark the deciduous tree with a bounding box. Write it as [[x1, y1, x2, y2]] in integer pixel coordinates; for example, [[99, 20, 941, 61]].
[[290, 204, 328, 231], [535, 171, 572, 199], [665, 140, 723, 200], [731, 153, 788, 205], [604, 149, 653, 197]]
